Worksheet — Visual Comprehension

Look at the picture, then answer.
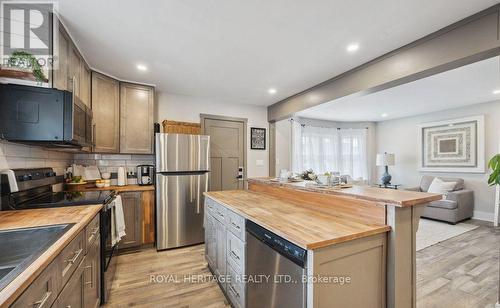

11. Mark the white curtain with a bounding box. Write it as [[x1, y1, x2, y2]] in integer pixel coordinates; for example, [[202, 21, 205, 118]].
[[291, 119, 303, 173], [291, 124, 368, 180], [338, 129, 368, 181]]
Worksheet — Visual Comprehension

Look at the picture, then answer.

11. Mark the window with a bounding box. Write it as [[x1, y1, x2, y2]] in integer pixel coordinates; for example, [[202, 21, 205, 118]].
[[291, 123, 368, 180]]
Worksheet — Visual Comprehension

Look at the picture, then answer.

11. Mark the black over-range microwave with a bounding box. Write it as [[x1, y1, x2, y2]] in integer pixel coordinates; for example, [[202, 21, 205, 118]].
[[0, 83, 93, 148]]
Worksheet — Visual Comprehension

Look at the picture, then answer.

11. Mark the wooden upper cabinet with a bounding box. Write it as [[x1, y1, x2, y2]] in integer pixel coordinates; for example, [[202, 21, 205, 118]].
[[52, 22, 69, 91], [92, 72, 120, 153], [68, 45, 81, 98], [79, 63, 91, 107], [119, 83, 154, 154]]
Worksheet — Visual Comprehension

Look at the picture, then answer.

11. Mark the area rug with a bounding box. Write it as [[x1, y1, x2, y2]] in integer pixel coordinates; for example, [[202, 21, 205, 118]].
[[416, 218, 478, 251]]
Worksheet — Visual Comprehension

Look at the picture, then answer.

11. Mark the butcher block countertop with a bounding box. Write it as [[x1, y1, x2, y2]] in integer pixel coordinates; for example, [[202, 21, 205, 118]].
[[248, 178, 442, 207], [205, 190, 391, 250], [65, 184, 154, 192], [0, 205, 102, 306]]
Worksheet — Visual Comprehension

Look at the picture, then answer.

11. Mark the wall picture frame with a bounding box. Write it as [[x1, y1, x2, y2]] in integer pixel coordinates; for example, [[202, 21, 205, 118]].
[[417, 115, 485, 173], [250, 127, 266, 150]]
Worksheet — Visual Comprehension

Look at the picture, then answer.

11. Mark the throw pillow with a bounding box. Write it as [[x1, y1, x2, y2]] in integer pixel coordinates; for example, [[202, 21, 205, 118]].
[[427, 177, 457, 195]]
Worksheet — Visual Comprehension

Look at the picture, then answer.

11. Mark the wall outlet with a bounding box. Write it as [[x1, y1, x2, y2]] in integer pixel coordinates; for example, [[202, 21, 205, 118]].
[[256, 159, 264, 167]]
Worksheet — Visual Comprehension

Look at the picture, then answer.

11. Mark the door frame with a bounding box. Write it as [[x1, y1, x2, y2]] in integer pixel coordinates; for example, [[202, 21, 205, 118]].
[[200, 114, 248, 185]]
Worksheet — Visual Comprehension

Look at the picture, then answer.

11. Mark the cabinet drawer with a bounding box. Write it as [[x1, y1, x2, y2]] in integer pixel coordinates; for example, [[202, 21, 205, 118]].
[[226, 263, 245, 308], [58, 231, 85, 288], [226, 210, 245, 241], [11, 260, 59, 308], [85, 214, 100, 248], [226, 231, 245, 273], [213, 202, 227, 223]]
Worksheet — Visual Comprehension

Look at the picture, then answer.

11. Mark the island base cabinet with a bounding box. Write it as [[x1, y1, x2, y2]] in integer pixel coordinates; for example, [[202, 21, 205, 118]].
[[307, 233, 387, 308]]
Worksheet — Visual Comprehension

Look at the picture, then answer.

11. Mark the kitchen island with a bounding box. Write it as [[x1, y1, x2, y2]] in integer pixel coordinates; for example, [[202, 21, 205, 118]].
[[204, 178, 442, 308]]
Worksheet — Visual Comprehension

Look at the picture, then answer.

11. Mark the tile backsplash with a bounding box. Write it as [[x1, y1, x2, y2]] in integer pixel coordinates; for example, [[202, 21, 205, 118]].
[[73, 153, 155, 174], [0, 140, 74, 175], [0, 141, 155, 184]]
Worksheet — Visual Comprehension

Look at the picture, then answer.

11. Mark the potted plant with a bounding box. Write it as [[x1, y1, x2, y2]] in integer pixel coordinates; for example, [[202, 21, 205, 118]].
[[0, 50, 47, 82], [488, 154, 500, 227]]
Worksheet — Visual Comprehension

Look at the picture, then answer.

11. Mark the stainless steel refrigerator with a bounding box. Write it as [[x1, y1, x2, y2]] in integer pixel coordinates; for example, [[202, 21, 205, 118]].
[[155, 133, 210, 250]]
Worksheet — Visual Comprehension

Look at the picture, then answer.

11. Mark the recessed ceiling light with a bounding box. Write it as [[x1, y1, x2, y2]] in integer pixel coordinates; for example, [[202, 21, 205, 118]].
[[268, 88, 277, 95], [137, 64, 148, 71], [346, 43, 359, 53], [493, 89, 500, 94], [381, 113, 388, 118]]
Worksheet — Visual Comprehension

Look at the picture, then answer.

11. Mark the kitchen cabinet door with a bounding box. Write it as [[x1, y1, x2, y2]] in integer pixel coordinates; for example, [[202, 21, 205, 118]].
[[68, 44, 81, 98], [53, 22, 69, 91], [83, 238, 101, 308], [215, 218, 227, 279], [53, 258, 85, 308], [119, 83, 154, 154], [79, 62, 91, 107], [91, 72, 120, 153], [205, 213, 216, 269], [119, 192, 143, 249]]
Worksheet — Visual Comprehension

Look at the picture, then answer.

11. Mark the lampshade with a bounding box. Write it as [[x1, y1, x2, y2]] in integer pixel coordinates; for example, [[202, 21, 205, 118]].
[[376, 153, 395, 166]]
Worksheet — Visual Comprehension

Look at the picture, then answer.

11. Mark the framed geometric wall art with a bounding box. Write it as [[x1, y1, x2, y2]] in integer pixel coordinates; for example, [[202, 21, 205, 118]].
[[250, 127, 266, 150], [417, 115, 485, 173]]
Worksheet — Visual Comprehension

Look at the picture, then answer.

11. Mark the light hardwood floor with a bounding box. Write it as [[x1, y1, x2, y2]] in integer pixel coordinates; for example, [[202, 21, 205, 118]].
[[417, 220, 499, 308], [105, 220, 499, 308]]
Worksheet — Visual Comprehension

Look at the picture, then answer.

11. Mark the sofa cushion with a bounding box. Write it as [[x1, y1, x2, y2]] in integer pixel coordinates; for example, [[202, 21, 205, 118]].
[[427, 199, 458, 210], [420, 175, 464, 191]]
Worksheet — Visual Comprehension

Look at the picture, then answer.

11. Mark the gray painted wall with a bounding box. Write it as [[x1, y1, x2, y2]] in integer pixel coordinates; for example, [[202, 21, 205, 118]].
[[375, 100, 500, 219]]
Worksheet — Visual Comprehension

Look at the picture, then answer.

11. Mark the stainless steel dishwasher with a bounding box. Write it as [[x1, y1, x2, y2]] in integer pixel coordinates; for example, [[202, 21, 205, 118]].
[[246, 220, 307, 308]]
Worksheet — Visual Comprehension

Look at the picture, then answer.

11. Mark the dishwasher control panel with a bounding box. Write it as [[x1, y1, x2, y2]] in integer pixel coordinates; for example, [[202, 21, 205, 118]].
[[247, 220, 306, 267]]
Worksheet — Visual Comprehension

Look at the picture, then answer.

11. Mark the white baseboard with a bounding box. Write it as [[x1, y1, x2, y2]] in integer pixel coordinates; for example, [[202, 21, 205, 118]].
[[495, 302, 500, 308], [472, 210, 494, 222]]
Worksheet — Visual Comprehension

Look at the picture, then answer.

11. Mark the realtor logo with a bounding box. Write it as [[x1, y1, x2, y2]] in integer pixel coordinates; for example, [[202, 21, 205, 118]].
[[1, 1, 53, 56]]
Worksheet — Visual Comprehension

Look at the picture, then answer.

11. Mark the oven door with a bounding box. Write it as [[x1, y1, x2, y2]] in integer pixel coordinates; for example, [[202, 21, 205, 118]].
[[100, 199, 118, 304]]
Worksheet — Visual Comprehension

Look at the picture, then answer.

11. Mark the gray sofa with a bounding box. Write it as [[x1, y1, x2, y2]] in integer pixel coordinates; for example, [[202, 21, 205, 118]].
[[406, 175, 474, 224]]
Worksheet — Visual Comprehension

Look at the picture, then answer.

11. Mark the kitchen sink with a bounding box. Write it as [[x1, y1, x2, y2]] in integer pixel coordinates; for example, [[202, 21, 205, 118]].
[[0, 223, 75, 291]]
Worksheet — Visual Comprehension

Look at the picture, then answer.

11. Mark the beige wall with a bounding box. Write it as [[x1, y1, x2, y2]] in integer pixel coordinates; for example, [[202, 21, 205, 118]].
[[375, 100, 500, 220], [275, 118, 291, 175], [156, 92, 269, 178]]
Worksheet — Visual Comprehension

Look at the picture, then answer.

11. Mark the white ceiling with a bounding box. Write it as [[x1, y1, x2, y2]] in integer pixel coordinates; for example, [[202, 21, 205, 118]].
[[57, 0, 498, 106], [296, 56, 500, 121]]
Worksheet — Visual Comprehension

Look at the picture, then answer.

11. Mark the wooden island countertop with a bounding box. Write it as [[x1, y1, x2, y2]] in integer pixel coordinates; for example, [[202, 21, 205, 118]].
[[0, 205, 102, 307], [205, 190, 391, 250], [248, 177, 442, 207]]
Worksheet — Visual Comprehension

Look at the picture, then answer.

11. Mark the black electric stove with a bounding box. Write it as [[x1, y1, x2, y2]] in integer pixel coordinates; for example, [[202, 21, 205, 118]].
[[12, 190, 114, 210]]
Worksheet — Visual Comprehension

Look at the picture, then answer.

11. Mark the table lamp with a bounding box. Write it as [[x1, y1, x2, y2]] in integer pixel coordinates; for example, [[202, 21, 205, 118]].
[[376, 152, 395, 185]]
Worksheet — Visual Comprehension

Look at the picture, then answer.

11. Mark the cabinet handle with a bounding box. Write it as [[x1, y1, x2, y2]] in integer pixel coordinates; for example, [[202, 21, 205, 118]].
[[228, 284, 240, 298], [33, 291, 51, 308], [88, 226, 99, 242], [92, 123, 96, 147], [66, 248, 83, 264], [63, 248, 83, 275], [231, 222, 240, 230], [230, 250, 240, 261], [84, 264, 93, 287]]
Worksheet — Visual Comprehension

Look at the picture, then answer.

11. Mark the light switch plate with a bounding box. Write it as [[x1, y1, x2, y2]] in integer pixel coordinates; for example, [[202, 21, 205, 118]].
[[256, 159, 264, 166]]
